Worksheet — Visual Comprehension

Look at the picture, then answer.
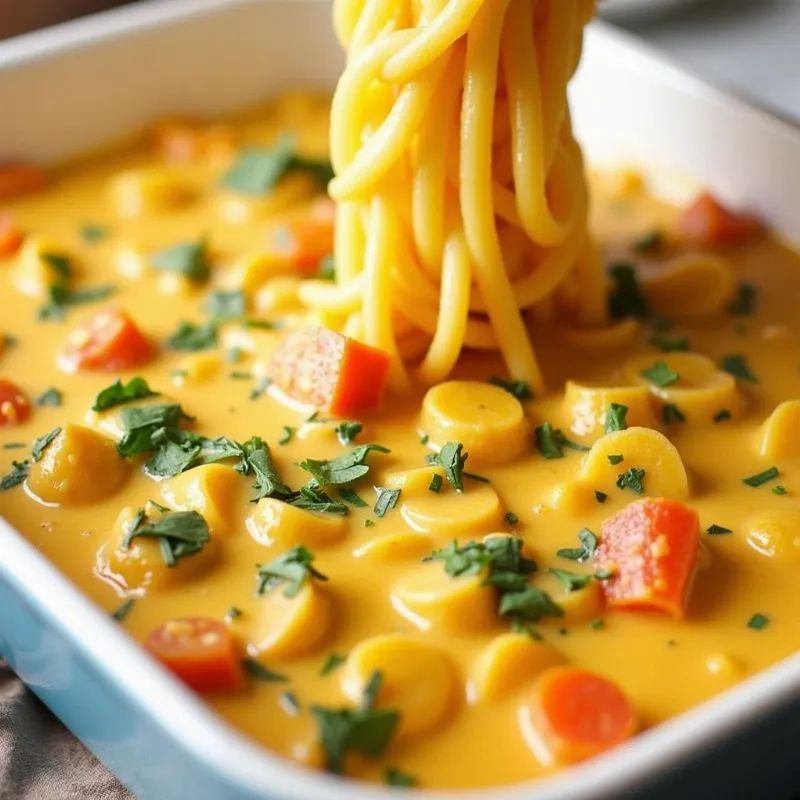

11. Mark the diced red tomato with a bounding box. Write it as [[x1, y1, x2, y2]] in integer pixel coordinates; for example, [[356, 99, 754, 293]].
[[679, 192, 762, 246], [595, 498, 700, 618], [0, 213, 24, 258], [270, 326, 392, 416], [264, 214, 334, 272], [60, 307, 153, 372], [145, 618, 245, 694], [0, 380, 31, 426], [521, 666, 637, 767], [0, 163, 47, 200]]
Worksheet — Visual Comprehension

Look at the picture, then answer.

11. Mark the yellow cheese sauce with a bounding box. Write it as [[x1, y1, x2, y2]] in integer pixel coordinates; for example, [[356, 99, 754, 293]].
[[2, 94, 800, 789]]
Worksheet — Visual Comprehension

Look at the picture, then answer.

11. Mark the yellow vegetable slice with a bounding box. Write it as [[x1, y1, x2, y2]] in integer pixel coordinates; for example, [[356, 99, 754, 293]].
[[109, 167, 195, 218], [642, 253, 733, 317], [341, 634, 457, 739], [353, 532, 434, 561], [759, 400, 800, 459], [565, 381, 659, 438], [384, 465, 446, 495], [247, 497, 348, 550], [745, 510, 800, 561]]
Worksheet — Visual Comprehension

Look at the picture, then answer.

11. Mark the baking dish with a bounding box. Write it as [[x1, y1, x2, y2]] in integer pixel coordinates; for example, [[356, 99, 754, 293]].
[[2, 1, 800, 798]]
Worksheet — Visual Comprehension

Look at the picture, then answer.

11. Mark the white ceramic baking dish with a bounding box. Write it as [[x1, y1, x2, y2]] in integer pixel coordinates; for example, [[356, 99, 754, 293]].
[[2, 2, 800, 798]]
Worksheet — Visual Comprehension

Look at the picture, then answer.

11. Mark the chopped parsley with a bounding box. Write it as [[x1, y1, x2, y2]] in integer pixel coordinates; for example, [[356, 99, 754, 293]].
[[662, 403, 686, 425], [0, 460, 30, 490], [339, 487, 368, 507], [311, 671, 400, 774], [419, 433, 429, 445], [79, 222, 110, 242], [32, 427, 61, 462], [706, 524, 732, 535], [123, 509, 210, 567], [318, 255, 336, 281], [151, 238, 210, 283], [773, 485, 788, 496], [488, 377, 533, 401], [721, 354, 757, 383], [165, 321, 218, 351], [93, 377, 158, 412], [426, 441, 468, 492], [640, 360, 680, 387], [111, 598, 135, 622], [229, 371, 253, 381], [616, 466, 646, 494], [594, 490, 608, 504], [249, 377, 272, 400], [747, 613, 770, 631], [241, 436, 294, 502], [633, 229, 663, 252], [505, 511, 519, 526], [277, 426, 294, 445], [280, 691, 301, 716], [727, 282, 758, 315], [225, 607, 243, 622], [207, 289, 245, 321], [298, 444, 390, 486], [242, 659, 289, 682], [713, 409, 732, 423], [556, 528, 598, 562], [535, 422, 564, 459], [38, 283, 116, 321], [428, 474, 443, 493], [384, 768, 416, 788], [335, 420, 363, 446], [605, 403, 628, 433], [549, 568, 592, 592], [650, 333, 690, 353], [608, 262, 649, 319], [374, 487, 401, 518], [2, 443, 25, 450], [743, 466, 779, 488], [320, 653, 347, 676], [34, 387, 62, 407], [607, 454, 624, 465], [590, 618, 605, 631], [291, 485, 349, 515], [256, 545, 327, 597]]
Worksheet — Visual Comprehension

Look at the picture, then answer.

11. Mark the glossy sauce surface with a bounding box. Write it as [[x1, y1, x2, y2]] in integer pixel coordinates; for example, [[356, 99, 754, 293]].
[[2, 95, 800, 789]]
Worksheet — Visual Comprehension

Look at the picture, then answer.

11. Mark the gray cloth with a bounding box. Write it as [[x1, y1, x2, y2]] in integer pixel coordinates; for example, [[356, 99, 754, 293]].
[[0, 664, 130, 800]]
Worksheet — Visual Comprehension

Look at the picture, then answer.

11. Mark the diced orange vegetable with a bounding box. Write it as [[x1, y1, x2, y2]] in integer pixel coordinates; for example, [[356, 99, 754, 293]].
[[0, 380, 31, 426], [264, 214, 334, 272], [270, 326, 392, 415], [595, 498, 700, 618], [679, 192, 762, 246], [521, 666, 637, 767], [60, 307, 153, 372], [149, 118, 234, 163], [145, 618, 245, 694], [0, 213, 24, 258], [0, 163, 47, 200]]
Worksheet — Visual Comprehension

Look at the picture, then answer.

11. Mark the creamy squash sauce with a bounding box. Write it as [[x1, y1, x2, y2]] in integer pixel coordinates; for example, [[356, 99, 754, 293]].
[[2, 94, 800, 789]]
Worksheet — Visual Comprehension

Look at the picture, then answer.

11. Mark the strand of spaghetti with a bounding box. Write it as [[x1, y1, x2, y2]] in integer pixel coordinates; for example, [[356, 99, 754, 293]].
[[571, 239, 608, 326], [416, 227, 472, 384], [459, 0, 544, 391], [297, 274, 364, 313], [332, 0, 365, 49], [348, 0, 401, 58], [333, 201, 364, 284], [381, 0, 484, 83]]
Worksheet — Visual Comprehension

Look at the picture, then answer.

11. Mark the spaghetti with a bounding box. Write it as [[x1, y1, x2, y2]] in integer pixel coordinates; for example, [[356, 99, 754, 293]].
[[299, 0, 602, 394]]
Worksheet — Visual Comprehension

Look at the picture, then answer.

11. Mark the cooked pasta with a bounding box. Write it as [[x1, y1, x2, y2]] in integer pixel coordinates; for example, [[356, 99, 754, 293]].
[[299, 0, 602, 392]]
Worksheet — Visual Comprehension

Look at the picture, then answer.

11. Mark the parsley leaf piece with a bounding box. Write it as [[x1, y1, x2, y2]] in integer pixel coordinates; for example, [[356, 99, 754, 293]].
[[2, 443, 25, 450], [727, 282, 758, 315], [650, 333, 690, 353], [549, 568, 593, 592], [505, 511, 519, 526], [298, 444, 390, 487], [633, 229, 663, 252], [428, 474, 443, 494], [608, 262, 649, 319], [773, 485, 788, 496], [0, 460, 30, 490], [488, 377, 534, 401], [590, 618, 605, 631], [249, 376, 272, 400], [339, 487, 368, 508], [38, 284, 116, 321], [32, 427, 61, 462], [280, 691, 301, 716], [242, 436, 294, 502], [706, 524, 732, 535], [257, 544, 327, 597], [662, 403, 686, 425], [714, 409, 732, 423], [116, 404, 192, 458], [92, 377, 158, 412], [225, 607, 243, 622], [318, 254, 336, 281], [640, 360, 680, 387], [384, 768, 416, 788], [123, 509, 210, 567], [221, 137, 296, 195], [290, 485, 349, 515], [616, 466, 646, 494], [535, 422, 563, 459], [276, 426, 294, 446], [743, 466, 779, 487], [608, 454, 624, 466], [321, 653, 347, 676], [151, 238, 210, 283], [499, 585, 563, 622], [79, 222, 110, 243], [556, 528, 598, 562], [374, 487, 401, 519], [34, 387, 62, 407], [242, 659, 289, 682], [208, 289, 245, 321], [605, 403, 629, 433], [335, 421, 363, 446], [42, 252, 72, 279], [311, 671, 400, 774], [427, 441, 468, 492], [111, 598, 135, 622], [747, 613, 770, 631], [594, 490, 608, 504], [166, 321, 218, 351], [721, 354, 757, 383]]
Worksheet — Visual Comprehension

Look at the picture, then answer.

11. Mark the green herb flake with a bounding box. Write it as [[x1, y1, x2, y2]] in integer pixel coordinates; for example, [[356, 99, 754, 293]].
[[640, 360, 680, 387], [249, 377, 272, 401], [488, 377, 533, 401], [226, 347, 243, 364], [257, 545, 327, 597], [111, 598, 135, 622], [38, 284, 116, 321], [208, 289, 245, 321], [229, 371, 252, 381], [166, 321, 217, 351], [605, 403, 629, 433], [93, 377, 158, 412], [505, 511, 519, 526], [34, 387, 62, 407], [0, 460, 30, 490], [427, 441, 468, 492], [556, 528, 598, 562], [743, 466, 779, 488], [225, 607, 243, 622], [374, 487, 401, 518], [428, 474, 443, 494], [727, 282, 758, 316], [277, 426, 294, 446], [320, 653, 347, 676], [706, 524, 733, 535], [633, 229, 663, 252], [335, 421, 363, 446], [608, 262, 649, 319], [151, 238, 210, 283], [299, 444, 390, 487], [242, 658, 289, 682], [339, 487, 368, 508], [608, 454, 624, 465], [32, 427, 62, 462], [2, 442, 26, 450], [280, 691, 301, 716], [419, 433, 430, 445], [714, 409, 732, 423], [535, 422, 564, 460], [616, 466, 646, 494], [79, 223, 111, 243], [721, 354, 757, 383], [662, 403, 686, 425], [41, 252, 72, 279], [549, 568, 592, 593], [384, 768, 417, 788], [773, 485, 788, 496], [590, 618, 605, 631], [747, 613, 770, 631], [364, 519, 375, 528], [650, 333, 690, 353], [318, 254, 336, 281], [594, 490, 608, 504], [123, 509, 210, 567]]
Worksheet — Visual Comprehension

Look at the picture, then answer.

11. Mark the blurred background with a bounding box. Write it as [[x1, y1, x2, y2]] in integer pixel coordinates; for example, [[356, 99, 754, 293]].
[[0, 0, 798, 123]]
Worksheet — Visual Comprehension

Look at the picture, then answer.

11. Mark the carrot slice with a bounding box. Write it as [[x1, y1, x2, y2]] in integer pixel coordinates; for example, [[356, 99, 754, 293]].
[[145, 618, 245, 693], [0, 213, 24, 258], [264, 214, 334, 273], [270, 326, 391, 415], [595, 497, 700, 618], [679, 192, 762, 246], [0, 380, 31, 426], [520, 666, 637, 767], [0, 163, 47, 200], [60, 306, 153, 372]]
